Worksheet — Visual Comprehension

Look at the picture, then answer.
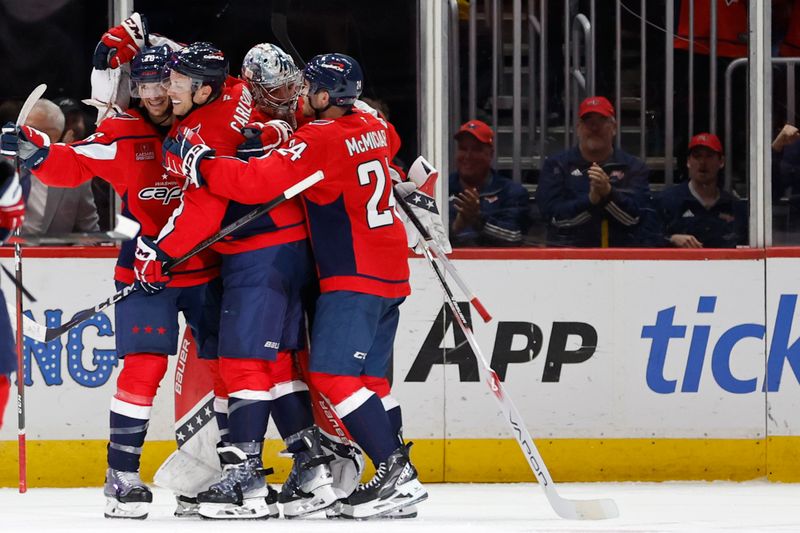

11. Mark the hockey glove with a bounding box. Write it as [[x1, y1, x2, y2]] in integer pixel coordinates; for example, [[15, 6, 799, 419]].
[[0, 122, 17, 159], [236, 120, 293, 160], [93, 13, 148, 70], [1, 123, 51, 170], [162, 128, 215, 188], [394, 181, 452, 255], [134, 236, 172, 294], [0, 159, 24, 241]]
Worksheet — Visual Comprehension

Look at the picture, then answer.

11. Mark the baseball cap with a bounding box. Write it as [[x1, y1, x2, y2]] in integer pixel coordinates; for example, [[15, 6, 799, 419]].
[[578, 96, 615, 119], [688, 132, 723, 154], [454, 119, 494, 145]]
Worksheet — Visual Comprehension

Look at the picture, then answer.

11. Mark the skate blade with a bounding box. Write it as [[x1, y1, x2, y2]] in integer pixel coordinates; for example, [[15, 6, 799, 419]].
[[174, 504, 200, 518], [104, 497, 149, 519], [198, 498, 273, 520], [386, 504, 419, 519], [283, 483, 338, 519], [340, 480, 428, 520]]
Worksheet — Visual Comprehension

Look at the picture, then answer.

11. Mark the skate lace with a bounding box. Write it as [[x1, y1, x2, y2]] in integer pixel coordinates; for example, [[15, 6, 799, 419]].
[[359, 462, 387, 491], [115, 470, 143, 490], [213, 462, 252, 492]]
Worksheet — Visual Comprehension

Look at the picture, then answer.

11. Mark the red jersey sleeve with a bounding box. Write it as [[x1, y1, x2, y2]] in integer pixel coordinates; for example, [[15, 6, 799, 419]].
[[157, 83, 253, 257], [31, 111, 153, 194]]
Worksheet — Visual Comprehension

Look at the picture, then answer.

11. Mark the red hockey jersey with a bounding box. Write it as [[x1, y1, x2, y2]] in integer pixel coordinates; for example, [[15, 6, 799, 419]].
[[32, 108, 219, 286], [201, 111, 410, 298], [158, 80, 307, 257], [674, 0, 748, 58]]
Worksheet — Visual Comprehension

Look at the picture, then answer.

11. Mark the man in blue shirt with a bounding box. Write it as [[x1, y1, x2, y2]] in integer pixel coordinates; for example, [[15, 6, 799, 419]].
[[537, 96, 651, 247], [448, 120, 530, 246], [657, 133, 747, 248]]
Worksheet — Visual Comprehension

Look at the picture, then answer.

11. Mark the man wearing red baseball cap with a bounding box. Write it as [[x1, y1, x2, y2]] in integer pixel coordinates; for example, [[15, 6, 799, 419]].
[[656, 133, 746, 248], [537, 96, 651, 247], [449, 119, 530, 246]]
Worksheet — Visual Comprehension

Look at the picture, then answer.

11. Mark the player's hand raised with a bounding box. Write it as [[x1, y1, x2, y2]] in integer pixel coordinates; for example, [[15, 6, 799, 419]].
[[93, 13, 148, 70]]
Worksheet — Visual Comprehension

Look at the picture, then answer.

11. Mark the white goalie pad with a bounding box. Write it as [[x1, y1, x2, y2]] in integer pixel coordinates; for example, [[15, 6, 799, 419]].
[[153, 448, 221, 497]]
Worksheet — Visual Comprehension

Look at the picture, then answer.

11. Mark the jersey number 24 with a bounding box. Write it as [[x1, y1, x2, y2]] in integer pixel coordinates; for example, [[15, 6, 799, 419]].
[[358, 159, 395, 229]]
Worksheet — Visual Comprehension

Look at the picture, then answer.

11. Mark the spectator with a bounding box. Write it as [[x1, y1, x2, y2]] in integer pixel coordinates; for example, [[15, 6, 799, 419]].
[[537, 96, 651, 247], [656, 133, 747, 248], [55, 97, 114, 231], [21, 99, 99, 236], [772, 123, 800, 202], [448, 119, 530, 246]]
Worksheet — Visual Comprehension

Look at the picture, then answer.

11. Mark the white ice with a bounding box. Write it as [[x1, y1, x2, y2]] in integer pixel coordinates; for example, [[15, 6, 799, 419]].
[[2, 482, 799, 532]]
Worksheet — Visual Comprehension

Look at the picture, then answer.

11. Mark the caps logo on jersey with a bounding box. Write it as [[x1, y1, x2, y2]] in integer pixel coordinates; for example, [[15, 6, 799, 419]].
[[134, 141, 155, 161]]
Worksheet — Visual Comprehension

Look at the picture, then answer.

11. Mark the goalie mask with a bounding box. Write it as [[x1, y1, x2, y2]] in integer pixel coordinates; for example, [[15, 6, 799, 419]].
[[241, 43, 302, 117]]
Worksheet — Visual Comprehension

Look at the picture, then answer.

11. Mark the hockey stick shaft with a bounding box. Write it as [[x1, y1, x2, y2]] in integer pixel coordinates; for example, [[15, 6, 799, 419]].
[[395, 193, 492, 322], [271, 0, 306, 67], [25, 170, 324, 343], [14, 238, 25, 493], [12, 84, 44, 495], [416, 242, 618, 520]]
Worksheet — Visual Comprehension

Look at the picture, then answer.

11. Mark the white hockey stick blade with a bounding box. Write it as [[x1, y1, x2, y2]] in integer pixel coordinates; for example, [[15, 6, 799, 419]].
[[153, 448, 220, 496], [548, 493, 620, 520], [6, 303, 46, 343], [21, 314, 46, 343], [16, 84, 47, 127], [108, 214, 140, 240]]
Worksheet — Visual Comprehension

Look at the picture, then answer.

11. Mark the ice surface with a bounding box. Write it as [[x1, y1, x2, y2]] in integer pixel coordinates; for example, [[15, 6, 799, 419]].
[[1, 482, 799, 532]]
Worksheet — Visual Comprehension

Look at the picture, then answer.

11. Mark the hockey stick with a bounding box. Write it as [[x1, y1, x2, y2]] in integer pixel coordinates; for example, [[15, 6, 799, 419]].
[[399, 197, 619, 520], [271, 0, 306, 67], [395, 192, 492, 322], [12, 83, 45, 494], [22, 170, 324, 344], [1, 265, 35, 302]]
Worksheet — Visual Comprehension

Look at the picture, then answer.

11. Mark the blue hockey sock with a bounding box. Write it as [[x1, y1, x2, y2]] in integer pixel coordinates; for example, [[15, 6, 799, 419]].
[[271, 390, 314, 446], [342, 393, 399, 466], [107, 400, 150, 472], [227, 396, 270, 443], [385, 405, 404, 448]]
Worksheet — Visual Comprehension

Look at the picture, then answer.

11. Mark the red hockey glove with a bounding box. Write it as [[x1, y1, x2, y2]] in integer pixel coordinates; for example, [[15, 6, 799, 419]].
[[162, 127, 215, 187], [134, 236, 172, 294], [93, 13, 148, 70], [236, 120, 293, 160]]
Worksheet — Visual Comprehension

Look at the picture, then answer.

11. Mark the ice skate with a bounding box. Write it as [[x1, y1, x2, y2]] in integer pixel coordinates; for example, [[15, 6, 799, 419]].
[[173, 494, 199, 517], [196, 445, 279, 519], [103, 468, 153, 519], [339, 443, 427, 520], [279, 426, 338, 518]]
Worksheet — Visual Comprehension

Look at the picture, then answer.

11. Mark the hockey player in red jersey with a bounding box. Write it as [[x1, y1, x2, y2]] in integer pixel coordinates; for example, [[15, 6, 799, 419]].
[[1, 44, 221, 519], [162, 53, 428, 520], [147, 41, 338, 520]]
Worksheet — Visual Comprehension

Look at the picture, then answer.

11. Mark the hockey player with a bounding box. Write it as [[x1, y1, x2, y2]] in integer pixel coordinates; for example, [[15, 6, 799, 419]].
[[161, 53, 428, 520], [236, 42, 363, 519], [0, 156, 24, 431], [0, 45, 221, 519], [147, 41, 337, 519]]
